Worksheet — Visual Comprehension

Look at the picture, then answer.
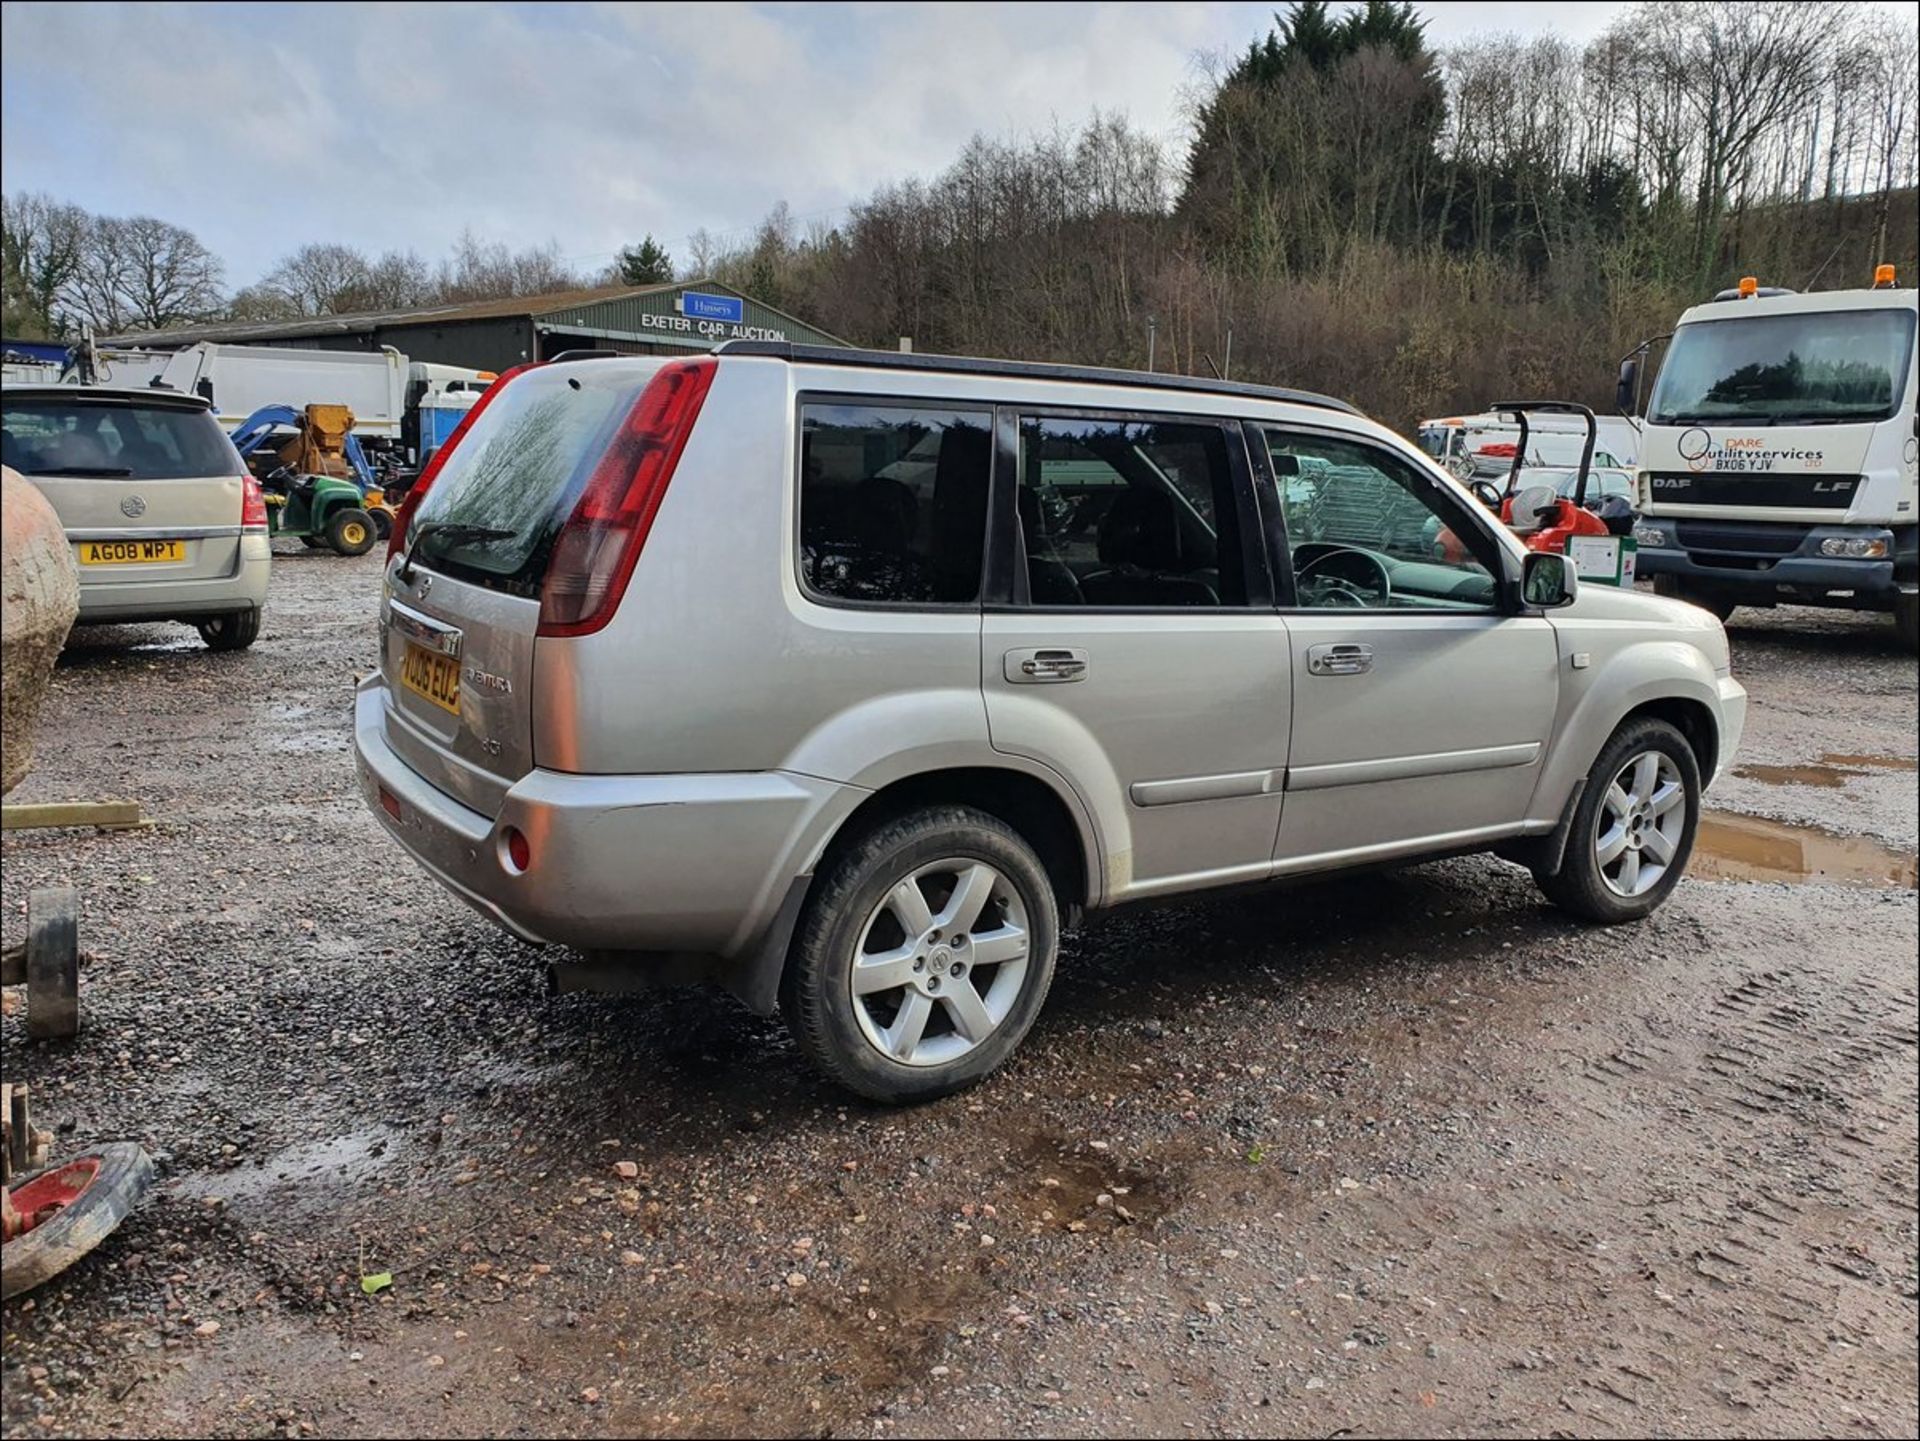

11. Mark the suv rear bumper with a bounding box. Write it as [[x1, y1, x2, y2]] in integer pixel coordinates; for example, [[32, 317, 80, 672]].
[[74, 532, 272, 623], [353, 676, 856, 958]]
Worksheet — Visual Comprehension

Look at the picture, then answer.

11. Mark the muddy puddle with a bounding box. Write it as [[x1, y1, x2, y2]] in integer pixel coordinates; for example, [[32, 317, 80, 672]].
[[177, 1126, 405, 1210], [1735, 753, 1918, 788], [1693, 811, 1918, 889]]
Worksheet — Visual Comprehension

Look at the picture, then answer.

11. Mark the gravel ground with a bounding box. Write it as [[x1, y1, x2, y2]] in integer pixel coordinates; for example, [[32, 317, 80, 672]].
[[3, 547, 1915, 1440]]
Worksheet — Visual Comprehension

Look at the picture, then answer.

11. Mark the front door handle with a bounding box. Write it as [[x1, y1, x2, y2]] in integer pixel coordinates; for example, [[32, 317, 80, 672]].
[[1005, 647, 1089, 683], [1307, 642, 1373, 676]]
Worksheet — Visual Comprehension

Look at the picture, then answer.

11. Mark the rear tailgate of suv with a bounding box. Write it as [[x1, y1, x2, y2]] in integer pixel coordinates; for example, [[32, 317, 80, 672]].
[[379, 359, 667, 816], [2, 389, 248, 587]]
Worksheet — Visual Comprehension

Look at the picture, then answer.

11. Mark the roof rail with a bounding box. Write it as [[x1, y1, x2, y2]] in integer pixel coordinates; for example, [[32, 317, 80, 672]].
[[712, 340, 1361, 415]]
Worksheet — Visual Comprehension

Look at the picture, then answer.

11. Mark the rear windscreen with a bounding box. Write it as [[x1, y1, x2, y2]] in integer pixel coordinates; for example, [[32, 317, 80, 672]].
[[406, 366, 650, 593], [2, 396, 241, 479]]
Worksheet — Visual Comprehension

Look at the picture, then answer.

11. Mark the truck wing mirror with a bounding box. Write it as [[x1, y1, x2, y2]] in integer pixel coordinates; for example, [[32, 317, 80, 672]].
[[1615, 357, 1640, 417]]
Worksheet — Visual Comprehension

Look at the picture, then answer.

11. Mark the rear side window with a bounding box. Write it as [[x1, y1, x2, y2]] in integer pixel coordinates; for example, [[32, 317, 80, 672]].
[[408, 365, 648, 591], [1016, 415, 1248, 607], [2, 397, 240, 479], [799, 402, 990, 605]]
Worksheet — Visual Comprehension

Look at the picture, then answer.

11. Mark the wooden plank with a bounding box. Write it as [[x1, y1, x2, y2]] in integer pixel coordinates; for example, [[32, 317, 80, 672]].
[[1, 800, 145, 831]]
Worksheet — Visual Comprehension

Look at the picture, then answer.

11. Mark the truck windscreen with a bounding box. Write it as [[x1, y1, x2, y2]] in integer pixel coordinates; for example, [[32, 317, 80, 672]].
[[1649, 307, 1915, 425]]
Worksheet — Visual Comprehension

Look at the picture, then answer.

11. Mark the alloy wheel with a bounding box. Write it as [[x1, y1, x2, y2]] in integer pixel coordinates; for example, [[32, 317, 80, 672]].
[[1595, 750, 1687, 897], [849, 858, 1031, 1068]]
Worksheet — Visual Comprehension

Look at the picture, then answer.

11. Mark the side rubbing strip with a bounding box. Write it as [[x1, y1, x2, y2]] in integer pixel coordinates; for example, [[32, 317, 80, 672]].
[[1129, 769, 1283, 808], [1286, 742, 1541, 793]]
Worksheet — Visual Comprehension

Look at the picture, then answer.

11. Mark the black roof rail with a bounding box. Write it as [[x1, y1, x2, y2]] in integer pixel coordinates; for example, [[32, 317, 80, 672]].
[[546, 349, 621, 363], [712, 340, 1361, 415]]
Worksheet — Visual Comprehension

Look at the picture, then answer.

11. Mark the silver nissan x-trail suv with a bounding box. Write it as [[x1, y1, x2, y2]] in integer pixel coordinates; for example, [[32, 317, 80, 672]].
[[357, 343, 1746, 1102]]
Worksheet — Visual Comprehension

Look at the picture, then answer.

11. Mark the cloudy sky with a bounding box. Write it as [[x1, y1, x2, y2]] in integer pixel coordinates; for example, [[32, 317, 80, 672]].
[[0, 1, 1838, 288]]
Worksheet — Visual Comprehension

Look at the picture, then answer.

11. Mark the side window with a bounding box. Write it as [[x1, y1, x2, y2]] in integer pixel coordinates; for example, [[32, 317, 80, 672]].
[[1017, 415, 1248, 608], [1263, 429, 1500, 612], [799, 403, 990, 605]]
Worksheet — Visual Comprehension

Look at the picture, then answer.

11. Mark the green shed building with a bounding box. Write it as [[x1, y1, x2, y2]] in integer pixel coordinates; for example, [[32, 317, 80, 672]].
[[107, 281, 848, 371]]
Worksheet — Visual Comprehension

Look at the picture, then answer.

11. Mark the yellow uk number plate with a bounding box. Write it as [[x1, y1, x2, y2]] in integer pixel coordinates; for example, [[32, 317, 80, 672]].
[[79, 538, 186, 565], [400, 641, 462, 716]]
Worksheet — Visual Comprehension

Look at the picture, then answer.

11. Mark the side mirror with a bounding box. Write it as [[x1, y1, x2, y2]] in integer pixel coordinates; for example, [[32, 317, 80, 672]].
[[1522, 550, 1578, 609], [1615, 357, 1640, 416]]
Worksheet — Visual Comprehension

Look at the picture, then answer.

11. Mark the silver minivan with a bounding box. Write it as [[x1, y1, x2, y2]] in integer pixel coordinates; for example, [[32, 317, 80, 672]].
[[1, 383, 270, 648], [357, 345, 1746, 1101]]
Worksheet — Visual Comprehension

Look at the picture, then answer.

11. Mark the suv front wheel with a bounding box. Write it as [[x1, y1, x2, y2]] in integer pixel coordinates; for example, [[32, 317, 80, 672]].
[[783, 806, 1059, 1103], [1534, 717, 1701, 923]]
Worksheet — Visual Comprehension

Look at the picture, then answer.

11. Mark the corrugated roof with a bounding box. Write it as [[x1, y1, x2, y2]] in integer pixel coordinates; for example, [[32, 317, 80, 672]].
[[106, 281, 686, 348]]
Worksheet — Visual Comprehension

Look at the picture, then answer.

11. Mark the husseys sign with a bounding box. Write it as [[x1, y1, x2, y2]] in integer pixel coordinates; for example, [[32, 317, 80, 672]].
[[639, 290, 790, 344]]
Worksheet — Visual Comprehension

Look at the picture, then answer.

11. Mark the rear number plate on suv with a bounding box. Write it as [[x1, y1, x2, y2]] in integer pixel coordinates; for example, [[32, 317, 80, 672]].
[[401, 641, 462, 715], [79, 539, 185, 565]]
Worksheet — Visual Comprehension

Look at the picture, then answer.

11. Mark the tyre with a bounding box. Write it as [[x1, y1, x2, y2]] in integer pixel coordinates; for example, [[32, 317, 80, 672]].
[[196, 608, 261, 651], [1895, 593, 1918, 654], [1534, 717, 1701, 924], [782, 806, 1059, 1103], [2, 1143, 155, 1300], [326, 507, 376, 557], [300, 535, 325, 549], [1653, 575, 1735, 622]]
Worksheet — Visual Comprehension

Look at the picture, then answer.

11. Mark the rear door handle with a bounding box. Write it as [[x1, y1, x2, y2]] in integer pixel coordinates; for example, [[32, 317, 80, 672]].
[[1005, 647, 1089, 683], [1307, 642, 1373, 676]]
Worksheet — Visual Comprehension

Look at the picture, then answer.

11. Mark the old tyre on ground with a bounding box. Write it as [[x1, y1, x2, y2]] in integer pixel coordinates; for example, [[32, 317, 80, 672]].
[[782, 806, 1059, 1104], [326, 507, 377, 557], [196, 608, 261, 652], [1534, 717, 1702, 924], [1653, 574, 1736, 622], [26, 884, 80, 1040], [1, 1142, 154, 1300]]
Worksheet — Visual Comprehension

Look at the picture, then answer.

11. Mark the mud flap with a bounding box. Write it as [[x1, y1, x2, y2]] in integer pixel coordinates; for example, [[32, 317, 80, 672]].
[[1493, 778, 1587, 877]]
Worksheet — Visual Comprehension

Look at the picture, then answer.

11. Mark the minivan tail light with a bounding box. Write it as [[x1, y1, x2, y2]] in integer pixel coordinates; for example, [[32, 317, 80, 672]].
[[241, 473, 268, 528], [386, 361, 538, 562], [536, 357, 717, 638]]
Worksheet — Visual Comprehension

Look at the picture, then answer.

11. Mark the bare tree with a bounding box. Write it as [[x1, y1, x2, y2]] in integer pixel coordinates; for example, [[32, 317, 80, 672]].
[[2, 191, 90, 338], [1629, 2, 1849, 261], [1859, 14, 1920, 261], [435, 230, 583, 303], [684, 227, 719, 277], [60, 213, 223, 333], [256, 242, 376, 315]]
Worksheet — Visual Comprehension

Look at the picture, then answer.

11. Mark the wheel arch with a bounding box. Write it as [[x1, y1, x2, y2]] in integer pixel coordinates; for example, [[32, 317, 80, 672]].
[[729, 763, 1097, 1018], [804, 765, 1094, 917], [1622, 694, 1719, 784]]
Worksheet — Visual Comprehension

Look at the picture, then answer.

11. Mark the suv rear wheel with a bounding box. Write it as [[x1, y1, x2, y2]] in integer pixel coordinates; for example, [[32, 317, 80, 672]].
[[196, 608, 261, 651], [783, 806, 1058, 1103], [1534, 717, 1701, 923]]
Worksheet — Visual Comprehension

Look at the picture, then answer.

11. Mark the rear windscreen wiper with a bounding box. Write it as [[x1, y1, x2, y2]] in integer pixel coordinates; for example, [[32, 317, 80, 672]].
[[399, 520, 514, 581]]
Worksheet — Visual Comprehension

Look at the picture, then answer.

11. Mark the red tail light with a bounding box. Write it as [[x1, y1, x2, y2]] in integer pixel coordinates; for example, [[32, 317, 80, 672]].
[[536, 357, 716, 638], [241, 473, 268, 528], [386, 362, 536, 562]]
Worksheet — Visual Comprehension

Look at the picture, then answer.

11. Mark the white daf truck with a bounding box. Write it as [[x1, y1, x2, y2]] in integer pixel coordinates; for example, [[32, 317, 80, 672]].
[[1619, 266, 1918, 648]]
